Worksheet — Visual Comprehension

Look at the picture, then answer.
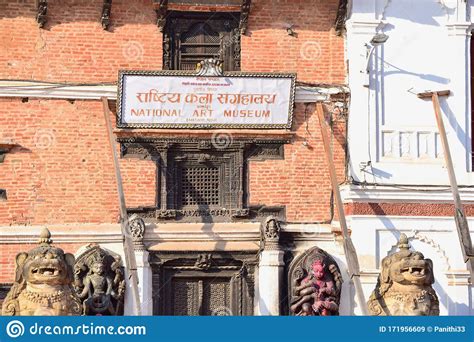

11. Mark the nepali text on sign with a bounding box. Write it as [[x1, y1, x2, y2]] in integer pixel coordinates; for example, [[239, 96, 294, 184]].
[[117, 72, 295, 129]]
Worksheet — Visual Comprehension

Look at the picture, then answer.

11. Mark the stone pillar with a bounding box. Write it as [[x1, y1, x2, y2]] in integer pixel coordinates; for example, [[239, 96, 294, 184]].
[[128, 216, 153, 316], [135, 249, 153, 315], [258, 217, 284, 316]]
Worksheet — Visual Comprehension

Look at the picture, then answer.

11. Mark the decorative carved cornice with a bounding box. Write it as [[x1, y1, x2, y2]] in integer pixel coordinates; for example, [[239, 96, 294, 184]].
[[154, 0, 169, 32], [101, 0, 112, 30], [239, 0, 251, 35], [36, 0, 47, 28]]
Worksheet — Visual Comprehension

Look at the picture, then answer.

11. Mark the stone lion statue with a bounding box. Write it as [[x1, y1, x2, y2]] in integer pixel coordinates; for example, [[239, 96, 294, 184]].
[[368, 234, 439, 316], [1, 228, 81, 316]]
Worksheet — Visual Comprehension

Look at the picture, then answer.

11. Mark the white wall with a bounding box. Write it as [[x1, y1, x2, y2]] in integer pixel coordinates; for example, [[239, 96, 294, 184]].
[[347, 0, 473, 185], [349, 215, 474, 315]]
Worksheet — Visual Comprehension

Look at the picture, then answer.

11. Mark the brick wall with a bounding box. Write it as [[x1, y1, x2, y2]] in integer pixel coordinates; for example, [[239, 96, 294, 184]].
[[0, 98, 345, 225], [0, 0, 344, 83], [0, 0, 347, 279]]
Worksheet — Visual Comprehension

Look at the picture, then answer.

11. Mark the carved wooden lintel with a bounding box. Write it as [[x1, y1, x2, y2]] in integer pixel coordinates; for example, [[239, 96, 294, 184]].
[[101, 0, 112, 30], [129, 205, 284, 224], [154, 0, 169, 32], [239, 0, 251, 35], [36, 0, 48, 28], [119, 137, 289, 160]]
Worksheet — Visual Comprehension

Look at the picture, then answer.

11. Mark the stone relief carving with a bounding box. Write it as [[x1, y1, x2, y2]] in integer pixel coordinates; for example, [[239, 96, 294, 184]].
[[288, 247, 343, 316], [1, 228, 81, 316], [73, 244, 125, 316], [129, 215, 145, 240], [128, 215, 146, 250], [194, 254, 213, 271], [263, 216, 280, 249], [368, 234, 439, 316]]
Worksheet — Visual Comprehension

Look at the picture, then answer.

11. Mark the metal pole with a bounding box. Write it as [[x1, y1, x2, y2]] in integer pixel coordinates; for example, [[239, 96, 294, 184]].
[[316, 102, 369, 315], [102, 97, 142, 316]]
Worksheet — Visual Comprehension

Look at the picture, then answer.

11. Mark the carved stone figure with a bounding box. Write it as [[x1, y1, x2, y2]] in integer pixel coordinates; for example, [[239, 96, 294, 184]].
[[1, 228, 81, 316], [368, 234, 439, 316], [263, 216, 281, 249], [73, 244, 125, 316], [289, 247, 343, 316]]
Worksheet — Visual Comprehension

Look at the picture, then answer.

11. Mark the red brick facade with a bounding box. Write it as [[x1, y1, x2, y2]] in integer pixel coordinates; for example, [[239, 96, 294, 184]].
[[0, 99, 346, 226], [0, 0, 344, 84], [0, 0, 345, 284]]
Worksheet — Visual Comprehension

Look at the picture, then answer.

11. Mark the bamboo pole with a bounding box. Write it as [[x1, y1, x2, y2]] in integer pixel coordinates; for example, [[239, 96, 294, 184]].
[[316, 102, 369, 315]]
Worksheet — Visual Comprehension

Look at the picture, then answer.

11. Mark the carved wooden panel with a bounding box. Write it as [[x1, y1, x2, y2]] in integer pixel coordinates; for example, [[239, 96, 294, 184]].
[[119, 137, 288, 223], [150, 252, 256, 316]]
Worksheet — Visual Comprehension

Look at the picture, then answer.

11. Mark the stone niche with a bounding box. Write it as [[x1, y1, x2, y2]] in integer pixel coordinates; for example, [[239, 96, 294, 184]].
[[73, 244, 125, 316], [288, 246, 343, 316]]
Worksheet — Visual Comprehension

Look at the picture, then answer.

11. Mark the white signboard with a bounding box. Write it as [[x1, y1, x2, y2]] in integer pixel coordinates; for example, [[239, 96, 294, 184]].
[[117, 71, 295, 129]]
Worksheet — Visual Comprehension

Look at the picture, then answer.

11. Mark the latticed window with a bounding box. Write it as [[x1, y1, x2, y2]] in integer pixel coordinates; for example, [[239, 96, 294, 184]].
[[179, 23, 221, 71], [171, 278, 231, 316], [163, 12, 241, 71], [179, 167, 220, 207]]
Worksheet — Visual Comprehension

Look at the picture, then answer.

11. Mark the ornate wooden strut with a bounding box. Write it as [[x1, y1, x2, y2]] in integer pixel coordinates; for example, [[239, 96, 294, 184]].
[[154, 0, 169, 32], [101, 0, 112, 30], [36, 0, 47, 28]]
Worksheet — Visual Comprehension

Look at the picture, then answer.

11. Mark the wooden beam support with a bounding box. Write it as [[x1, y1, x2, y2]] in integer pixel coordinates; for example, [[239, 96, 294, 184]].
[[316, 102, 369, 315], [102, 97, 142, 316], [418, 91, 474, 279]]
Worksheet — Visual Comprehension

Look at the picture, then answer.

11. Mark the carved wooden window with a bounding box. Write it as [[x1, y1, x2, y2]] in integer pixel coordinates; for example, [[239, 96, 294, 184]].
[[163, 12, 241, 71], [167, 150, 241, 215], [120, 138, 288, 223]]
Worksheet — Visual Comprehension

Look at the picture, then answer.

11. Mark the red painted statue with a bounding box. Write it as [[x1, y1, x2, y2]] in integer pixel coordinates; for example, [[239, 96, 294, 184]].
[[290, 259, 339, 316]]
